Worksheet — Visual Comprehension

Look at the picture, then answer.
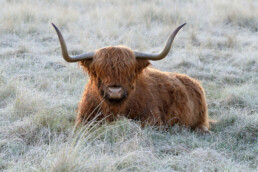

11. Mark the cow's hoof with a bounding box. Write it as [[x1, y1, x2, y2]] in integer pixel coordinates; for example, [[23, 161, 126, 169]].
[[198, 126, 212, 134]]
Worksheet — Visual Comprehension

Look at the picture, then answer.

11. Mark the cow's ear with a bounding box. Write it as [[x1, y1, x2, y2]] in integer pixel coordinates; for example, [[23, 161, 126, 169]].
[[79, 60, 94, 74], [136, 59, 150, 74]]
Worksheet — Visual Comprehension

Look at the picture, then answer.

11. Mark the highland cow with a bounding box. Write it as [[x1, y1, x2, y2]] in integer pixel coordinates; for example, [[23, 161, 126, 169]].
[[52, 23, 210, 132]]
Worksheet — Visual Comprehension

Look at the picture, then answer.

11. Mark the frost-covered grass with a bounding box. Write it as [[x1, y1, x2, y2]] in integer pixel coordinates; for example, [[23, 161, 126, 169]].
[[0, 0, 257, 171]]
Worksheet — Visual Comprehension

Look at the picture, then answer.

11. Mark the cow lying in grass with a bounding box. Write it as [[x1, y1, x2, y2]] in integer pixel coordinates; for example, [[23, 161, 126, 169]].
[[52, 23, 211, 132]]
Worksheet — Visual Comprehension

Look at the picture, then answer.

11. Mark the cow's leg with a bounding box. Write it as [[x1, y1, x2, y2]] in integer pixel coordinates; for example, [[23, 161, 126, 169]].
[[76, 92, 103, 127], [142, 110, 164, 127], [171, 74, 210, 132], [196, 124, 211, 134]]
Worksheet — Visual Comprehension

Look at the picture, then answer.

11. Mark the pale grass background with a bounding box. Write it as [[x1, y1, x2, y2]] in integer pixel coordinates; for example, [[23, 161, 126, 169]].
[[0, 0, 257, 171]]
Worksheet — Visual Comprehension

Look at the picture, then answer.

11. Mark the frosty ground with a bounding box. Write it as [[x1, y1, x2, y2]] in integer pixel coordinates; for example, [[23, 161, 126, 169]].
[[0, 0, 257, 171]]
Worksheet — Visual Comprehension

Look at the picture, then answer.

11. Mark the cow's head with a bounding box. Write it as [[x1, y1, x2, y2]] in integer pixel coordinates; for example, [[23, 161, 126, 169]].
[[52, 23, 185, 105], [79, 46, 151, 104]]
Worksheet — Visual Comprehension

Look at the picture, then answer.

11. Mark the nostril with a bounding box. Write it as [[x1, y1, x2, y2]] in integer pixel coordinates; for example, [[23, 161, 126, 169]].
[[109, 85, 122, 88]]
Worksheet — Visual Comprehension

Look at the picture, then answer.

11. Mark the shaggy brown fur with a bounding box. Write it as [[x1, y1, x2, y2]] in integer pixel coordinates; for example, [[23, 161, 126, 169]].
[[77, 46, 210, 132]]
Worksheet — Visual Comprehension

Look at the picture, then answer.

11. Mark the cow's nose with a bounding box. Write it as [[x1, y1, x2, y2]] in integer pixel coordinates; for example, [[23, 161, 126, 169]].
[[107, 86, 123, 99]]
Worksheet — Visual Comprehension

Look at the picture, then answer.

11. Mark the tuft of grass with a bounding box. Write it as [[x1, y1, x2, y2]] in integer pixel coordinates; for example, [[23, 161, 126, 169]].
[[34, 107, 75, 133], [225, 34, 237, 48], [12, 88, 47, 118], [0, 2, 79, 35], [221, 84, 258, 110], [0, 81, 17, 109], [189, 29, 200, 46], [49, 149, 80, 172], [212, 1, 258, 31]]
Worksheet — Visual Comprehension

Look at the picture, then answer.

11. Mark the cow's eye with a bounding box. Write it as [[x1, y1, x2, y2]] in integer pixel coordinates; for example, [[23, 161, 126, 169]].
[[92, 71, 97, 77], [97, 78, 102, 89]]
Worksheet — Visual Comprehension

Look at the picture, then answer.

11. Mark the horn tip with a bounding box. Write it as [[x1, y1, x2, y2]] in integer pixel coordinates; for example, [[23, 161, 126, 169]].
[[51, 23, 58, 30], [180, 23, 187, 28]]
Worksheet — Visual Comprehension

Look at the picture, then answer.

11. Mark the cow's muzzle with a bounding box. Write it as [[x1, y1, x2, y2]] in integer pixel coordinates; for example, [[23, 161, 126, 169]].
[[107, 86, 123, 99], [105, 85, 127, 103]]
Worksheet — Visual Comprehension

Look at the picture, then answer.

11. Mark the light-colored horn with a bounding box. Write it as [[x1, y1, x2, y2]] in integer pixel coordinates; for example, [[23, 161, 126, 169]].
[[52, 23, 94, 62], [134, 23, 186, 60]]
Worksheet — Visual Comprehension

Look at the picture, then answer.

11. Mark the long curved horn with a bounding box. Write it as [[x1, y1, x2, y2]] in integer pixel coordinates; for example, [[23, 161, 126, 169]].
[[134, 23, 186, 61], [52, 23, 94, 62]]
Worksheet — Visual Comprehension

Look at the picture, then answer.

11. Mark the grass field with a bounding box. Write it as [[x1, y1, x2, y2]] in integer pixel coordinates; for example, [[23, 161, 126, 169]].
[[0, 0, 257, 171]]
